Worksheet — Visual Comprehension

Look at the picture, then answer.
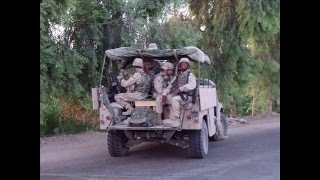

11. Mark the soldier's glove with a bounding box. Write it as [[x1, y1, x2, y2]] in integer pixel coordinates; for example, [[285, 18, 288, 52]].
[[117, 75, 123, 82], [162, 95, 167, 105], [119, 69, 128, 76], [118, 72, 124, 78], [172, 88, 180, 96]]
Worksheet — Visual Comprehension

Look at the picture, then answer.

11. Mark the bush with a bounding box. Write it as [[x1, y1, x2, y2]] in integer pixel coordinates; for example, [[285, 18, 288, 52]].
[[58, 115, 96, 134], [234, 94, 252, 116], [40, 97, 62, 136], [40, 96, 98, 137]]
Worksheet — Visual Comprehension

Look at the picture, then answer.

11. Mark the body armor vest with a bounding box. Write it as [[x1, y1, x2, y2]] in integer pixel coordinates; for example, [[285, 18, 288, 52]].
[[171, 70, 193, 96], [153, 73, 171, 92], [134, 72, 152, 93]]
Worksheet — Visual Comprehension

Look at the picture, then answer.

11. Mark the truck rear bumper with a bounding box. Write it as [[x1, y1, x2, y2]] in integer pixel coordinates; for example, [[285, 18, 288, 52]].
[[107, 124, 178, 131]]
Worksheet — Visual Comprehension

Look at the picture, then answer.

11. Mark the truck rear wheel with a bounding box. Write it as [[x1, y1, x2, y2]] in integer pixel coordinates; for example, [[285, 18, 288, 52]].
[[188, 120, 209, 158], [107, 130, 129, 157]]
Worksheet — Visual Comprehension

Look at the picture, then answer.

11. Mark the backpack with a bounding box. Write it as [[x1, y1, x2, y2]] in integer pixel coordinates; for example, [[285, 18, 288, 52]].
[[128, 107, 157, 127]]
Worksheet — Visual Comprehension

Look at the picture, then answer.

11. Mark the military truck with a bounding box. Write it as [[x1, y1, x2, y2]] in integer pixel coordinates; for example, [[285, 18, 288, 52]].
[[91, 46, 228, 158]]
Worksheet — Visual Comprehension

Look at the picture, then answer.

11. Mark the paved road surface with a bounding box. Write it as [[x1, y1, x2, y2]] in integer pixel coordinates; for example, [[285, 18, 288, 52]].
[[40, 115, 280, 180]]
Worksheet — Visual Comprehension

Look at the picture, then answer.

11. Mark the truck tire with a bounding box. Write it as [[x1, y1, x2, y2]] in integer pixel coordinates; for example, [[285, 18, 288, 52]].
[[188, 120, 209, 158], [107, 130, 129, 157], [210, 113, 228, 141]]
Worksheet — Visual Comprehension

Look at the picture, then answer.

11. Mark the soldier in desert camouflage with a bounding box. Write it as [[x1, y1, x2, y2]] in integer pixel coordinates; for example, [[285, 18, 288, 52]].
[[115, 58, 152, 115], [156, 58, 197, 127]]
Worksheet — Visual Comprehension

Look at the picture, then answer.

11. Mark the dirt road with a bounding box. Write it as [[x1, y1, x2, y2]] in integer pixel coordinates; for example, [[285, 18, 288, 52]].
[[40, 114, 280, 180]]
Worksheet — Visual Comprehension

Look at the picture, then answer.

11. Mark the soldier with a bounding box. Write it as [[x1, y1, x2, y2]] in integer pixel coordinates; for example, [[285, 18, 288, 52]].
[[143, 43, 161, 96], [156, 58, 196, 127], [115, 58, 152, 115], [156, 58, 228, 139], [144, 43, 160, 80], [152, 62, 175, 99], [143, 60, 156, 80]]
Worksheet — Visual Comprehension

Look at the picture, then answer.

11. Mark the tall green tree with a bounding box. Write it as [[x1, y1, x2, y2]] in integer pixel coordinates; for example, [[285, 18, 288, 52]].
[[40, 0, 279, 117], [189, 0, 280, 115], [40, 0, 68, 100]]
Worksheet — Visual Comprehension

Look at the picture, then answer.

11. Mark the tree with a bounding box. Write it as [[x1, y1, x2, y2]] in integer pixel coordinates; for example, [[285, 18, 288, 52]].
[[40, 0, 279, 117], [189, 0, 280, 115]]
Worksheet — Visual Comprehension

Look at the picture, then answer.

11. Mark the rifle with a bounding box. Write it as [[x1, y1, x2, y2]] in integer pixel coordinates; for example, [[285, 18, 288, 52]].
[[109, 70, 120, 94], [170, 71, 196, 103], [99, 86, 110, 107]]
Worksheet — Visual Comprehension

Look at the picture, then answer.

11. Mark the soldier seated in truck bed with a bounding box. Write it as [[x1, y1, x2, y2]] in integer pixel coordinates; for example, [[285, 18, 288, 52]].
[[114, 58, 152, 116], [155, 57, 197, 127]]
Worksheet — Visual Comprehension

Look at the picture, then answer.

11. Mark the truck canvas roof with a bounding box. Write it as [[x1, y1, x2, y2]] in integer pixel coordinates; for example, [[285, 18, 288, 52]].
[[104, 46, 211, 69]]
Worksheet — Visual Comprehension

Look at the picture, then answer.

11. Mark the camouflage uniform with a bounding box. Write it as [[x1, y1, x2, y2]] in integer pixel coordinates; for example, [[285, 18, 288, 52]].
[[115, 58, 151, 115], [153, 62, 174, 98], [144, 43, 161, 84], [157, 69, 197, 117], [152, 72, 172, 98]]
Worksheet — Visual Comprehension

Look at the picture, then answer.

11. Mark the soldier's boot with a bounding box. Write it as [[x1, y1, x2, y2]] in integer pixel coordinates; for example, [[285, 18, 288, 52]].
[[171, 116, 180, 128], [164, 115, 180, 128], [163, 119, 174, 126], [122, 103, 134, 116], [155, 114, 163, 125], [115, 96, 126, 109], [115, 97, 134, 116]]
